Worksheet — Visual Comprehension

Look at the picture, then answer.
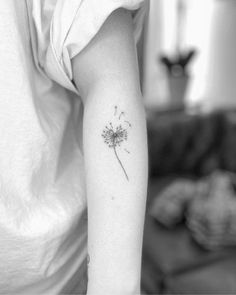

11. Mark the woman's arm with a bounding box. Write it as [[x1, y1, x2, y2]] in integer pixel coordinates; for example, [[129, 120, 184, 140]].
[[72, 8, 148, 295]]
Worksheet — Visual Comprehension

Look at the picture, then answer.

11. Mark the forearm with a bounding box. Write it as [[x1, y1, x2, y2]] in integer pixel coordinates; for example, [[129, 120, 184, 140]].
[[83, 79, 148, 294]]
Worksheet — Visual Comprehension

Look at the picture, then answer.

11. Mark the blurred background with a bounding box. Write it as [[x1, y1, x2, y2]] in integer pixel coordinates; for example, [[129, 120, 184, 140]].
[[140, 0, 236, 294]]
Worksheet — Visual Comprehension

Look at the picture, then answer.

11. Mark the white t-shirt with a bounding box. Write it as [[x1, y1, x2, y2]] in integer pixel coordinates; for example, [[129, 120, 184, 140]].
[[0, 0, 146, 294]]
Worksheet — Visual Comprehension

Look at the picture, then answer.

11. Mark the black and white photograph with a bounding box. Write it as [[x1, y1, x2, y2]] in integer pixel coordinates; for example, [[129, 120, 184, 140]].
[[0, 0, 235, 294]]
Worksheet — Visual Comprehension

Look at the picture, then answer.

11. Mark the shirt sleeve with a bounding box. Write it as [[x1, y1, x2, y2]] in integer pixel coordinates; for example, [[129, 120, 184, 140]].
[[27, 0, 148, 95]]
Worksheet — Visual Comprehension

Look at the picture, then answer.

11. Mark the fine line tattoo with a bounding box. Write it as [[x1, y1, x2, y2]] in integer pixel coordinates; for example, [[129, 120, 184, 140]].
[[102, 106, 131, 181], [114, 105, 118, 116], [124, 120, 132, 127], [119, 111, 125, 120], [124, 148, 130, 154]]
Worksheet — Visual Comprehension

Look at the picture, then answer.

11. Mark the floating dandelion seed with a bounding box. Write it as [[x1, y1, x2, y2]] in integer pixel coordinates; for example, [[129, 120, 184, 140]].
[[114, 106, 118, 116], [124, 120, 132, 128], [119, 112, 125, 120], [102, 123, 129, 181]]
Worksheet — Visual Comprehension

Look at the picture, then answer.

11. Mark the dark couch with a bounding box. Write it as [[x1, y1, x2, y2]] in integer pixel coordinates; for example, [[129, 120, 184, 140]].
[[141, 109, 236, 294]]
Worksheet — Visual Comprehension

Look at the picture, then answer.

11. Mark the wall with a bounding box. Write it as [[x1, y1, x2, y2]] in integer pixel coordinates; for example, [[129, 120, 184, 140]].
[[142, 0, 217, 110]]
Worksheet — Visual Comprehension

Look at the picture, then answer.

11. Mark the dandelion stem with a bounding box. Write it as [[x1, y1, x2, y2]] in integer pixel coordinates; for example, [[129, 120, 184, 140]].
[[113, 146, 129, 181]]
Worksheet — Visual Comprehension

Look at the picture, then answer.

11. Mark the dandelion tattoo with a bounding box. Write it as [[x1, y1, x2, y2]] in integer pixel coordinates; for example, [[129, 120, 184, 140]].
[[102, 106, 131, 181], [124, 120, 132, 128], [119, 112, 125, 120], [114, 106, 118, 116], [124, 148, 130, 154]]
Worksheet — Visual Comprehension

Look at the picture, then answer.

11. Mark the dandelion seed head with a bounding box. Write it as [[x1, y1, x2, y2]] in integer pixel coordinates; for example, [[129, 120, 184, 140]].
[[102, 124, 128, 148]]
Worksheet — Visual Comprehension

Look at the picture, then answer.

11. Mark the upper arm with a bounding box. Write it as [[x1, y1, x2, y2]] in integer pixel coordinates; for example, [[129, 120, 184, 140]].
[[71, 8, 148, 293], [71, 8, 141, 103]]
